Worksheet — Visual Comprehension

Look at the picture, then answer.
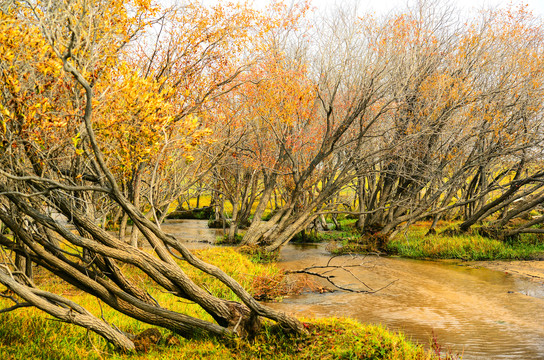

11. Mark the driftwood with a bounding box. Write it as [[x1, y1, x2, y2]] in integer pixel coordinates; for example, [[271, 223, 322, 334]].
[[285, 255, 398, 294]]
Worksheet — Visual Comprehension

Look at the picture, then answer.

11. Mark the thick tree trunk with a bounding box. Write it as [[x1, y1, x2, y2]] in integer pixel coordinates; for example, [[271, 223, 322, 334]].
[[0, 269, 136, 352], [0, 176, 308, 349], [241, 174, 277, 246]]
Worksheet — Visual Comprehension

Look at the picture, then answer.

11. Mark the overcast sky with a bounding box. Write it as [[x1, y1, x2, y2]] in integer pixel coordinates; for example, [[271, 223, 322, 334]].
[[214, 0, 544, 18], [357, 0, 541, 16]]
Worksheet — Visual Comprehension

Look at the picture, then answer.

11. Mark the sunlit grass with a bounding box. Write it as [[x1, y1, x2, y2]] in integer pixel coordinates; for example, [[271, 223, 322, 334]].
[[388, 222, 544, 260], [0, 315, 437, 359], [0, 311, 437, 360], [0, 248, 291, 351], [234, 317, 435, 360], [320, 219, 544, 260], [0, 246, 439, 359]]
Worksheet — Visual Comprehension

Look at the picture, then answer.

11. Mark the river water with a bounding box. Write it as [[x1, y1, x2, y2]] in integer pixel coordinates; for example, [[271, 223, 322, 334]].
[[163, 220, 544, 359], [270, 244, 544, 360]]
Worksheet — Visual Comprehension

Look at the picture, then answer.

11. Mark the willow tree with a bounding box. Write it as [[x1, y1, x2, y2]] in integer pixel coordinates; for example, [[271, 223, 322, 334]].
[[232, 1, 544, 249], [227, 3, 400, 252], [93, 1, 260, 244], [355, 3, 544, 236], [0, 0, 306, 352], [360, 3, 544, 237]]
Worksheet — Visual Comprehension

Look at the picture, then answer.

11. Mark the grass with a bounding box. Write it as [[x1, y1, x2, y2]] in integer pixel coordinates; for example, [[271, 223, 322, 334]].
[[384, 220, 544, 260], [388, 226, 544, 260], [216, 233, 244, 245], [234, 317, 436, 360], [323, 220, 544, 260], [187, 247, 300, 300], [0, 247, 439, 360], [238, 244, 281, 265], [289, 218, 359, 245], [0, 312, 437, 359], [290, 230, 324, 244], [0, 248, 294, 357]]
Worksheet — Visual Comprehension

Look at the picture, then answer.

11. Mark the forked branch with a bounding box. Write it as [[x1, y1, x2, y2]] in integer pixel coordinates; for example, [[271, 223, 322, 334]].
[[286, 255, 398, 294]]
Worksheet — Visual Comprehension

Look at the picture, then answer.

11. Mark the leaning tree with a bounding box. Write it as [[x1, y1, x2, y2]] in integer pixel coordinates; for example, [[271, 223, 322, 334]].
[[353, 2, 544, 236], [0, 0, 306, 352]]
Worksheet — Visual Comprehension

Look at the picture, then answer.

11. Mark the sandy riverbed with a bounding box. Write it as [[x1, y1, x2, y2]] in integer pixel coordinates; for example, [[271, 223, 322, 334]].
[[471, 260, 544, 284]]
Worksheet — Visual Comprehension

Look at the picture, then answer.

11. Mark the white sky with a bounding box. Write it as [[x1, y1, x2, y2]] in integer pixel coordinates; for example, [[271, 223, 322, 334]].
[[342, 0, 543, 17], [216, 0, 544, 18]]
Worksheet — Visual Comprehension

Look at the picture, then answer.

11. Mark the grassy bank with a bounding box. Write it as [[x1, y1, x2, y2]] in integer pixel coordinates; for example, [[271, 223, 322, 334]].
[[0, 313, 437, 360], [0, 247, 438, 360], [388, 227, 544, 260], [326, 220, 544, 260]]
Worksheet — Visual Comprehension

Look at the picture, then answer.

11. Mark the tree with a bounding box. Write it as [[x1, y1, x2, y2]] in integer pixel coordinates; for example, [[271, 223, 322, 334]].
[[225, 1, 544, 247], [350, 2, 544, 238], [0, 0, 306, 352], [233, 4, 397, 251], [94, 1, 260, 244]]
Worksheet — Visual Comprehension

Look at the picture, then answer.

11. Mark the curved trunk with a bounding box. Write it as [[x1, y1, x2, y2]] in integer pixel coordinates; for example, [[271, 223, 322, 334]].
[[0, 181, 307, 347], [241, 174, 278, 246], [0, 269, 136, 352]]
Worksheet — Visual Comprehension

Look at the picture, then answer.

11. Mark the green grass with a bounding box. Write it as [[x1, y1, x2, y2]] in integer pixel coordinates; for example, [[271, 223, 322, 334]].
[[332, 217, 358, 231], [0, 248, 292, 357], [322, 220, 544, 260], [0, 246, 439, 359], [0, 313, 437, 359], [216, 233, 244, 245], [288, 218, 359, 245], [237, 245, 281, 265], [387, 223, 544, 260], [235, 317, 435, 360]]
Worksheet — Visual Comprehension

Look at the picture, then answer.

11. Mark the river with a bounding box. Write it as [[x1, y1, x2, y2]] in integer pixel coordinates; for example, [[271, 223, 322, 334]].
[[163, 220, 544, 359]]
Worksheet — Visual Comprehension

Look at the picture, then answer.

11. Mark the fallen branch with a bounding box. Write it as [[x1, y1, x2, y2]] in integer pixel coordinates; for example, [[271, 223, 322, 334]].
[[285, 255, 398, 294], [0, 302, 34, 314]]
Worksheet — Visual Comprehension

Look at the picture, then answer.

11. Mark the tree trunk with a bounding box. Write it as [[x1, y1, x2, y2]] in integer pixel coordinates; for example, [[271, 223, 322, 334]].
[[0, 269, 136, 352], [119, 212, 128, 240], [129, 166, 144, 247], [241, 174, 277, 245]]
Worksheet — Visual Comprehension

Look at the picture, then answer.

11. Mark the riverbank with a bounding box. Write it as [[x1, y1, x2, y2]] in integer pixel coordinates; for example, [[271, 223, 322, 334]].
[[0, 246, 438, 360], [321, 219, 544, 261]]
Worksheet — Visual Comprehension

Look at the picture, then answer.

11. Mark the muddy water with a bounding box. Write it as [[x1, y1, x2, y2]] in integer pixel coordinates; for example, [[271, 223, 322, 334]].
[[160, 219, 224, 246], [163, 220, 544, 359], [271, 244, 544, 359]]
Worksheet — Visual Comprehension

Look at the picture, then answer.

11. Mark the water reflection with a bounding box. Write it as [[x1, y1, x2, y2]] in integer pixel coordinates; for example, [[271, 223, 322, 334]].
[[161, 219, 223, 246]]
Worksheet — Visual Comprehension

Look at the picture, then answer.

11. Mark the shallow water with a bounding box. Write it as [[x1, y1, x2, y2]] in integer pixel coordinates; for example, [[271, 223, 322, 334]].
[[160, 219, 224, 245], [272, 244, 544, 359], [163, 220, 544, 359]]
